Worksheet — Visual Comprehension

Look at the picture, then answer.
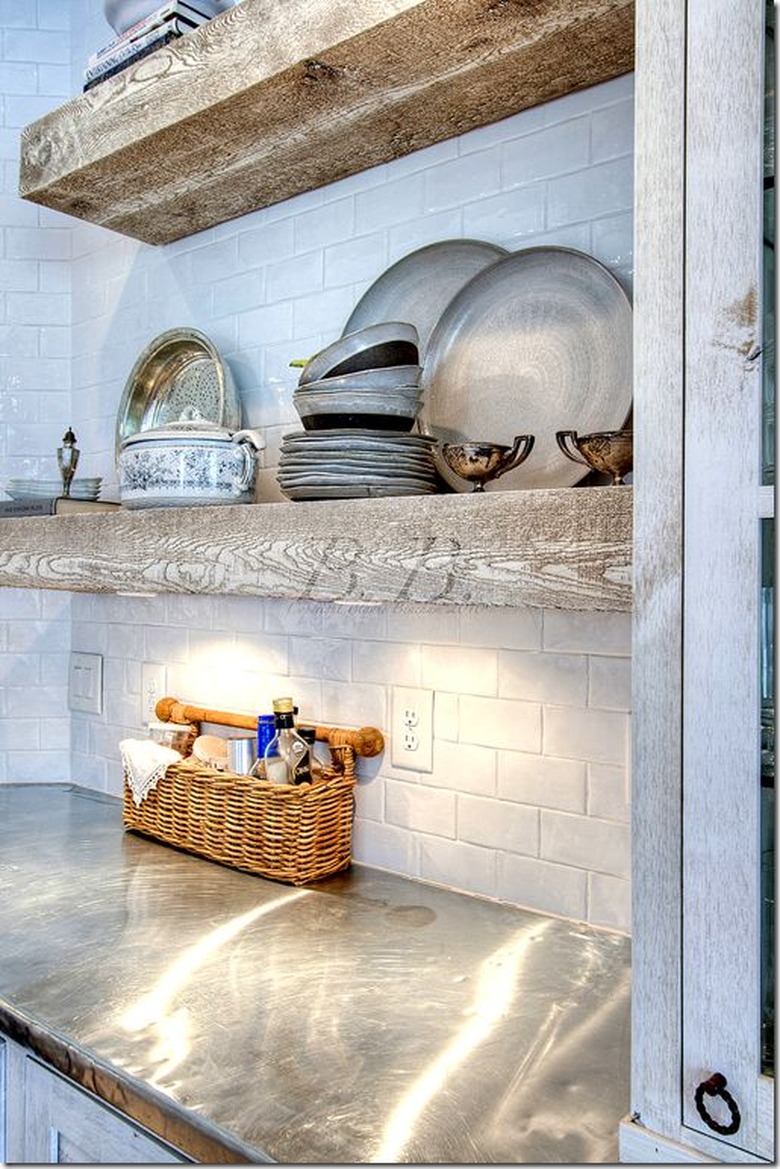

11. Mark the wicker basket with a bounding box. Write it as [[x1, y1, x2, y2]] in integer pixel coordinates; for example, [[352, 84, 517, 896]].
[[123, 739, 358, 886]]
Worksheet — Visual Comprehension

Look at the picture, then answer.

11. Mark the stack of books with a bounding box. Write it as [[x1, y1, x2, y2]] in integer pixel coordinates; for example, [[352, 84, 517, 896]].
[[84, 0, 225, 91]]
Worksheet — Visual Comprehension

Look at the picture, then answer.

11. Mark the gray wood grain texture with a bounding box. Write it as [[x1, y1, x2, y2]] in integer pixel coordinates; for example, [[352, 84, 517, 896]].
[[681, 0, 768, 1156], [0, 488, 632, 610], [629, 0, 686, 1140], [19, 0, 635, 244]]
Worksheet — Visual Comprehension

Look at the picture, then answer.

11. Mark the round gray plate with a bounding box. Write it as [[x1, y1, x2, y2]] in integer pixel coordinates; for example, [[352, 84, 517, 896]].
[[419, 247, 633, 491], [343, 239, 508, 354]]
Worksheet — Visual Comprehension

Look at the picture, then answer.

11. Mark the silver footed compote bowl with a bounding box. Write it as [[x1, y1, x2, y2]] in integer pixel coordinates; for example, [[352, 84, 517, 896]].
[[441, 434, 535, 492], [555, 428, 633, 485]]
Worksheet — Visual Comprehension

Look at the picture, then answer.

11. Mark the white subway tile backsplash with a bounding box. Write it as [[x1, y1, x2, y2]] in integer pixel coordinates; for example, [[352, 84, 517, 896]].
[[386, 779, 456, 838], [0, 61, 37, 93], [458, 794, 538, 855], [541, 809, 630, 879], [462, 184, 545, 243], [212, 269, 268, 318], [497, 854, 587, 921], [352, 818, 415, 874], [592, 100, 634, 162], [588, 762, 630, 823], [502, 117, 590, 186], [353, 639, 421, 686], [497, 751, 587, 813], [5, 226, 71, 260], [7, 749, 69, 783], [313, 603, 382, 643], [323, 232, 387, 288], [288, 635, 351, 682], [588, 872, 631, 932], [385, 604, 459, 645], [320, 678, 385, 733], [429, 739, 496, 797], [293, 197, 354, 254], [543, 610, 631, 656], [7, 290, 68, 324], [238, 218, 295, 269], [590, 211, 634, 279], [291, 285, 355, 337], [388, 209, 465, 258], [418, 836, 497, 900], [356, 173, 426, 233], [425, 149, 501, 213], [0, 651, 39, 686], [8, 618, 69, 653], [459, 606, 542, 651], [421, 644, 496, 696], [499, 649, 587, 706], [0, 717, 40, 748], [544, 705, 628, 766], [547, 156, 634, 228], [432, 690, 459, 741], [588, 654, 632, 711], [459, 105, 547, 154], [459, 695, 542, 753], [0, 260, 39, 291], [36, 0, 71, 31]]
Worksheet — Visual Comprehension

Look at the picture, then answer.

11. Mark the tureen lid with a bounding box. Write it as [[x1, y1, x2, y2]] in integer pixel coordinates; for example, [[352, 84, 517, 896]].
[[119, 408, 264, 450]]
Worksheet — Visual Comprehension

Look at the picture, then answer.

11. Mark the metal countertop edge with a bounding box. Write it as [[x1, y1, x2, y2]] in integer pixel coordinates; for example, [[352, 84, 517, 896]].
[[0, 997, 266, 1164]]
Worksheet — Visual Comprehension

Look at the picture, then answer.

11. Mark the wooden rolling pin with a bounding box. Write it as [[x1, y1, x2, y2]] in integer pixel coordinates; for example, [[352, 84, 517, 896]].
[[155, 696, 385, 758]]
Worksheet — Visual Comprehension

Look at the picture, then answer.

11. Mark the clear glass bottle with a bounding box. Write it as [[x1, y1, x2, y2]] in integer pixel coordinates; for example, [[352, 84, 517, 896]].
[[263, 697, 312, 785]]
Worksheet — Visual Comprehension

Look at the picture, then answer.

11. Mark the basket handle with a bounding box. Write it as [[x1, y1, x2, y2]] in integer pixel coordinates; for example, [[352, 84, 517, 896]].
[[155, 696, 384, 758]]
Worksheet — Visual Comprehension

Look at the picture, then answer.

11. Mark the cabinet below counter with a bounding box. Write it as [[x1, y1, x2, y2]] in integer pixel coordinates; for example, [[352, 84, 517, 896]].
[[0, 784, 630, 1163]]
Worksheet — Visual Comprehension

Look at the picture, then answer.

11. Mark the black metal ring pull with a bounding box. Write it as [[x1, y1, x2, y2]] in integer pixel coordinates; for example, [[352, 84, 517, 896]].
[[694, 1073, 742, 1136]]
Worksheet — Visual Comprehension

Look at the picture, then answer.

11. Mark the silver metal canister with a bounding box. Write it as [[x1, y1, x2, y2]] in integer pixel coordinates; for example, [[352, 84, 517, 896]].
[[227, 735, 258, 775]]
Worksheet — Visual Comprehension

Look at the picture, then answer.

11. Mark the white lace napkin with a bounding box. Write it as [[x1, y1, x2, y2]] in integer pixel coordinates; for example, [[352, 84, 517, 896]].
[[120, 738, 180, 807]]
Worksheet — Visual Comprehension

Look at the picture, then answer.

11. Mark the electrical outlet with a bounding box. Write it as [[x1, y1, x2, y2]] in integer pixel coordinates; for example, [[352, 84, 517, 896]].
[[391, 686, 434, 772], [68, 652, 103, 714], [141, 662, 167, 725]]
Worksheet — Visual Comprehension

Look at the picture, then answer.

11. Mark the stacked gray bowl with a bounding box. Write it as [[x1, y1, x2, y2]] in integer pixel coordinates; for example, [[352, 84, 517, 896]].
[[293, 321, 422, 431]]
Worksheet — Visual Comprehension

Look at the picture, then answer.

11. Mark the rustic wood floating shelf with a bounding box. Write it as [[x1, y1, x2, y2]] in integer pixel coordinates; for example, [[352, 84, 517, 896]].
[[0, 488, 632, 611], [18, 0, 634, 244]]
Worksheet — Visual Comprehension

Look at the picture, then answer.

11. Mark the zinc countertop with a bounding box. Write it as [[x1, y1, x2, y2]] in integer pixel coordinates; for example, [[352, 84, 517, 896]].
[[0, 784, 631, 1163]]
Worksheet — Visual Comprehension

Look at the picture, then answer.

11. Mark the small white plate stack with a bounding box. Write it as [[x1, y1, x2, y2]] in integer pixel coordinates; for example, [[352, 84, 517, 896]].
[[5, 478, 102, 501]]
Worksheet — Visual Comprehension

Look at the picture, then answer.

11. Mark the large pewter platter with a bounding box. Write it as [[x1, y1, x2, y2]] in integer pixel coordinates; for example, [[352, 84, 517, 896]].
[[342, 239, 508, 354], [115, 328, 241, 459], [419, 247, 633, 491]]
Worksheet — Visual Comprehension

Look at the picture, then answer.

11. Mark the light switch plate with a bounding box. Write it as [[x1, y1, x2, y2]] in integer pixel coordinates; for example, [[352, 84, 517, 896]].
[[68, 652, 103, 714]]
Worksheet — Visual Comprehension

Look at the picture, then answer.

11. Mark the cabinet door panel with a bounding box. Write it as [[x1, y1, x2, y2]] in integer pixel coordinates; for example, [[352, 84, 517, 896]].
[[23, 1058, 186, 1164], [682, 0, 773, 1160]]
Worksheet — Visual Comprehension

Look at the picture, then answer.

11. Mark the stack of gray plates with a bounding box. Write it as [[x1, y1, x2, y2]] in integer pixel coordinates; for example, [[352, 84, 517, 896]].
[[277, 430, 438, 500]]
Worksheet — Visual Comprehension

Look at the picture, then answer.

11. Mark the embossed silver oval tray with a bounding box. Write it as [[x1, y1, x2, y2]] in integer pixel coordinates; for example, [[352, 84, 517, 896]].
[[115, 328, 241, 459], [419, 247, 633, 491], [342, 239, 509, 354]]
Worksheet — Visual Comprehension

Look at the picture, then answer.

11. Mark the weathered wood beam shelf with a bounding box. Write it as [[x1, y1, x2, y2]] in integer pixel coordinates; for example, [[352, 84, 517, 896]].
[[19, 0, 634, 245], [0, 488, 632, 610]]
